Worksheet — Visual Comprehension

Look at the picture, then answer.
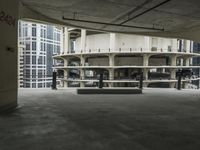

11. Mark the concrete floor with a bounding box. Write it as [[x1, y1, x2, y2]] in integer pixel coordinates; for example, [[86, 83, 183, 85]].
[[0, 88, 200, 150]]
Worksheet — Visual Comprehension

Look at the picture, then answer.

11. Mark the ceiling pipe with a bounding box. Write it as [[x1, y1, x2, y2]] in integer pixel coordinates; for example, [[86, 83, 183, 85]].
[[120, 0, 171, 25], [62, 16, 164, 31]]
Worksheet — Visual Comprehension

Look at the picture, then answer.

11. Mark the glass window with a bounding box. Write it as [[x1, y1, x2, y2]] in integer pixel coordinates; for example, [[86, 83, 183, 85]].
[[32, 83, 36, 88], [25, 69, 30, 78], [25, 83, 30, 88], [26, 43, 30, 50], [25, 56, 30, 64], [38, 83, 43, 88], [32, 56, 36, 64], [38, 70, 43, 78], [32, 42, 36, 51], [38, 56, 43, 64], [32, 28, 36, 37], [32, 70, 36, 78]]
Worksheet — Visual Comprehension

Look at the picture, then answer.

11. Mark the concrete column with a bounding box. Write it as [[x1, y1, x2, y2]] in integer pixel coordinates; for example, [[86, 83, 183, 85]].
[[185, 40, 191, 53], [0, 0, 19, 111], [80, 69, 85, 80], [162, 68, 166, 73], [110, 33, 116, 51], [170, 69, 176, 79], [184, 57, 190, 66], [108, 69, 114, 87], [183, 82, 189, 89], [63, 27, 69, 54], [80, 68, 85, 87], [109, 54, 115, 66], [80, 56, 85, 66], [143, 69, 149, 80], [170, 82, 176, 88], [170, 68, 177, 88], [64, 59, 68, 66], [81, 29, 86, 52], [171, 39, 178, 52], [170, 55, 177, 66], [63, 69, 68, 88], [143, 54, 149, 66]]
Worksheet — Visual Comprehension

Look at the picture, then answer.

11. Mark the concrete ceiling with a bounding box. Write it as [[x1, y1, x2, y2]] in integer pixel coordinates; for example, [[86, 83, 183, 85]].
[[19, 0, 200, 41]]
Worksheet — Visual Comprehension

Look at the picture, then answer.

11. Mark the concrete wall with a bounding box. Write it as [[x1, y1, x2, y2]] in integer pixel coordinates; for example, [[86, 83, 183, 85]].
[[115, 34, 148, 50], [0, 0, 19, 110], [75, 33, 110, 51], [74, 33, 179, 52]]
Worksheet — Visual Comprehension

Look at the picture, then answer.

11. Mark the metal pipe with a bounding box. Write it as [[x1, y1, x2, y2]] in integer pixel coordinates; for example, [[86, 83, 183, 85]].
[[62, 16, 164, 31], [120, 0, 171, 25]]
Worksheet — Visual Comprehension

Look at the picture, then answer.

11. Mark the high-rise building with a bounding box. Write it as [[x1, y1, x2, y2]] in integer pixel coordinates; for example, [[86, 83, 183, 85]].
[[192, 42, 200, 88], [18, 21, 62, 88]]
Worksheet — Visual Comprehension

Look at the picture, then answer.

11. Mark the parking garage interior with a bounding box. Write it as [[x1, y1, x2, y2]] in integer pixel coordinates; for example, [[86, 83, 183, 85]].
[[1, 0, 200, 150]]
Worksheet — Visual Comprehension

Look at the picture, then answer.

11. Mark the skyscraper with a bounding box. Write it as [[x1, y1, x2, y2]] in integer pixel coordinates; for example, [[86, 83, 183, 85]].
[[18, 21, 62, 88]]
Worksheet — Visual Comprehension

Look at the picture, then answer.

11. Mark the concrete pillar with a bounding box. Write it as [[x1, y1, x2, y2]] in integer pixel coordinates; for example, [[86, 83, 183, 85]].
[[184, 57, 190, 66], [170, 55, 177, 66], [143, 54, 149, 66], [170, 69, 176, 79], [183, 82, 189, 89], [80, 68, 85, 87], [143, 69, 149, 80], [80, 56, 85, 66], [171, 39, 178, 52], [110, 33, 116, 51], [80, 82, 85, 88], [81, 29, 86, 52], [63, 69, 68, 87], [0, 0, 19, 111], [64, 59, 68, 66], [109, 54, 115, 66], [108, 69, 114, 87], [63, 27, 69, 54], [169, 69, 176, 88], [80, 69, 85, 80], [185, 40, 191, 53], [170, 82, 176, 88], [143, 82, 149, 88]]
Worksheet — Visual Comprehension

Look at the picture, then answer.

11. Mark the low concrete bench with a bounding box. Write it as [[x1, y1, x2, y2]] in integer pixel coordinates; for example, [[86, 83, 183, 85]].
[[77, 88, 142, 94]]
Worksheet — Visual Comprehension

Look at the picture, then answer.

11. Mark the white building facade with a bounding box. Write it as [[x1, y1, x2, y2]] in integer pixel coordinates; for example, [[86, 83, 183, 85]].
[[54, 28, 200, 89], [18, 21, 62, 88]]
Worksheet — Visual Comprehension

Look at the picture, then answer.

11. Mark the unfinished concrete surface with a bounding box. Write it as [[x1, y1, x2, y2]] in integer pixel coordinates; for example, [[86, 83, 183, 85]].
[[0, 88, 200, 150]]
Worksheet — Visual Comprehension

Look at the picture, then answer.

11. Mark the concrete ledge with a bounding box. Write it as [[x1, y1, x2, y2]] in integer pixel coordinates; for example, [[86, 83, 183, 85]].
[[77, 88, 142, 94]]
